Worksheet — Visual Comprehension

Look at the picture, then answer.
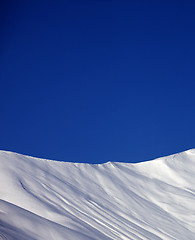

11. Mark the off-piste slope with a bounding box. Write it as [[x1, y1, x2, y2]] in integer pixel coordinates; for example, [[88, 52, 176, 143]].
[[0, 150, 195, 240]]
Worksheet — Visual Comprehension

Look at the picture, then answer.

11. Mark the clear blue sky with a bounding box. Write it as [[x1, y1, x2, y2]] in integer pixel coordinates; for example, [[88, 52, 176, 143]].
[[1, 1, 195, 163]]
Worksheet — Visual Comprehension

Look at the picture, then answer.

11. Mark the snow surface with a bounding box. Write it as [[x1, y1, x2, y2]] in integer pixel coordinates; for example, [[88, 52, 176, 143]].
[[0, 150, 195, 240]]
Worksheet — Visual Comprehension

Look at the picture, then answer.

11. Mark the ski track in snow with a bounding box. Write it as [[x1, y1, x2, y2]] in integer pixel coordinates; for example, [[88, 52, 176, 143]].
[[0, 149, 195, 239]]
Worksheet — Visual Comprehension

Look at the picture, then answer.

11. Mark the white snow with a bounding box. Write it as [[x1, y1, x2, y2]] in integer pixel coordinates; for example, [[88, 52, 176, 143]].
[[0, 150, 195, 239]]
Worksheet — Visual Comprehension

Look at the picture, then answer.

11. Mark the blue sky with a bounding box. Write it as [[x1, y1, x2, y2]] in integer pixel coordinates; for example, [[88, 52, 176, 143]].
[[1, 1, 195, 163]]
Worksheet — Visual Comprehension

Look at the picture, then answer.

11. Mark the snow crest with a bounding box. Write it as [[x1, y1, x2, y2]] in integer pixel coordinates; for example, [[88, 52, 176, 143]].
[[0, 150, 195, 239]]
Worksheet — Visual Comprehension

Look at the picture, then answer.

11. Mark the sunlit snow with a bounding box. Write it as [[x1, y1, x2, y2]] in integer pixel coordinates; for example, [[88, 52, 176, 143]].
[[0, 150, 195, 239]]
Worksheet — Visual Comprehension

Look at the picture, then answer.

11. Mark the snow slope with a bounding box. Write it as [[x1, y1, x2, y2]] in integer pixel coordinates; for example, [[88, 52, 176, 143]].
[[0, 150, 195, 240]]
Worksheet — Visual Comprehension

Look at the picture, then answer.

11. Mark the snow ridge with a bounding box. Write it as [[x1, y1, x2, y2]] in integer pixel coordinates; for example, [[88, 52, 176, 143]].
[[0, 150, 195, 239]]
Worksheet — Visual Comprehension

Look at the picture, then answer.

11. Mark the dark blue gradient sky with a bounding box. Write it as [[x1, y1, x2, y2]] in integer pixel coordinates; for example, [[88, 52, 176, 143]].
[[1, 1, 195, 163]]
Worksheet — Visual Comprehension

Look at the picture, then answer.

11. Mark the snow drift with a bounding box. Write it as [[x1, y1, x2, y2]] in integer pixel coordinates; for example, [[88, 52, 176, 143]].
[[0, 149, 195, 239]]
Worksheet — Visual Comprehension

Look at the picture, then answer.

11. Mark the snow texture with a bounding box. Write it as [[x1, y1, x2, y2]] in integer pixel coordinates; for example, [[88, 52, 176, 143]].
[[0, 149, 195, 239]]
